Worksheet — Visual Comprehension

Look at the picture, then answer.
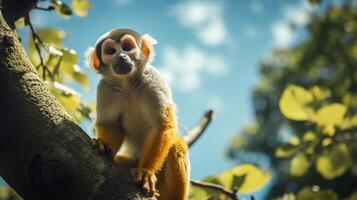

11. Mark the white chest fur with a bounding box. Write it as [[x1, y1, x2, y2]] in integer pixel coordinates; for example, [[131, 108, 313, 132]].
[[95, 66, 173, 158]]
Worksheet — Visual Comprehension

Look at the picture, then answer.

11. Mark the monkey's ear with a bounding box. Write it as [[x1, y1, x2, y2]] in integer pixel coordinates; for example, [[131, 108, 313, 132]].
[[85, 47, 100, 72], [140, 34, 157, 60]]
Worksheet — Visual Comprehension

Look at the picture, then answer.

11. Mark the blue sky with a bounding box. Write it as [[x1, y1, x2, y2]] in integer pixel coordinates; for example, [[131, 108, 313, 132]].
[[9, 0, 338, 198]]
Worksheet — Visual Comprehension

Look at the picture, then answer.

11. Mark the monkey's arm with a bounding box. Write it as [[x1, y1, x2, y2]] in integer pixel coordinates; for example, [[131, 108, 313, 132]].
[[131, 105, 176, 195], [93, 122, 125, 158]]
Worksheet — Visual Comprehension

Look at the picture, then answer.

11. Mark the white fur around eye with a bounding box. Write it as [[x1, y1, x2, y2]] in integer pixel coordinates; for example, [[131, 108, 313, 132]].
[[120, 34, 138, 49], [101, 39, 118, 65]]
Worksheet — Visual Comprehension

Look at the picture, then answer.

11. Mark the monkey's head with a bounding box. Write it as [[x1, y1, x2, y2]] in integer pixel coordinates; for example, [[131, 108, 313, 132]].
[[86, 29, 157, 79]]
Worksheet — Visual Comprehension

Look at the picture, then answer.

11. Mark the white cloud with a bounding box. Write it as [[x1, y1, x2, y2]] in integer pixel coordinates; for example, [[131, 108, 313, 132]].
[[159, 45, 228, 93], [250, 0, 263, 15], [271, 1, 314, 49], [172, 1, 228, 46], [272, 22, 294, 49]]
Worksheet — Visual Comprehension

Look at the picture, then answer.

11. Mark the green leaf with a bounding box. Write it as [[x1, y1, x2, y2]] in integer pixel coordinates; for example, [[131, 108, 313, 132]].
[[290, 153, 311, 177], [28, 28, 66, 67], [15, 17, 25, 29], [205, 164, 271, 193], [52, 0, 73, 18], [348, 191, 357, 200], [303, 131, 318, 142], [189, 186, 210, 200], [72, 65, 89, 90], [50, 82, 82, 121], [315, 103, 347, 129], [297, 187, 337, 200], [37, 28, 66, 47], [275, 143, 299, 158], [279, 84, 314, 121], [341, 115, 357, 129], [310, 86, 330, 101], [72, 0, 92, 17], [0, 186, 22, 200], [316, 143, 352, 179]]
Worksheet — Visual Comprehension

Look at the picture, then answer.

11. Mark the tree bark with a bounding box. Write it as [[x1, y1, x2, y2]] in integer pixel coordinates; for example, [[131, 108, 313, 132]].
[[0, 4, 153, 200]]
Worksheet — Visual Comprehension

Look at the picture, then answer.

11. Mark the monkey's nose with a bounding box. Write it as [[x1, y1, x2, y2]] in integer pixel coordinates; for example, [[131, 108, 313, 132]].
[[117, 53, 129, 62], [113, 53, 133, 75]]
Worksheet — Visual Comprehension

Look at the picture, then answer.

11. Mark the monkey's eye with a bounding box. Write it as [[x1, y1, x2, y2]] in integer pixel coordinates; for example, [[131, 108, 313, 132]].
[[105, 47, 116, 55], [122, 44, 132, 52]]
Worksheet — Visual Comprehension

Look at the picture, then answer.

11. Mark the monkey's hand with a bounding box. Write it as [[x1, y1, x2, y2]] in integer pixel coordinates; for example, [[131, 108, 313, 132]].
[[91, 138, 115, 160], [131, 168, 160, 198]]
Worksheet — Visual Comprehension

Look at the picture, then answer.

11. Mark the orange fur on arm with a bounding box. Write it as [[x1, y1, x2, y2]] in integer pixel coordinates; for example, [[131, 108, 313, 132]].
[[138, 106, 177, 173], [96, 124, 125, 153]]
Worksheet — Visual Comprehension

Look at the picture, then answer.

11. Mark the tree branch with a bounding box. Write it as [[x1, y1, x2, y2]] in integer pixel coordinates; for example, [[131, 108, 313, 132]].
[[190, 180, 239, 200], [184, 110, 214, 147], [0, 7, 153, 200], [0, 0, 38, 28]]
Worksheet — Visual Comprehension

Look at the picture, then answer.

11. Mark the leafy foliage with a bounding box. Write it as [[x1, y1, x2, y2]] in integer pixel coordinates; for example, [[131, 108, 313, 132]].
[[228, 1, 357, 199], [22, 0, 93, 122], [0, 186, 22, 200], [189, 164, 271, 199]]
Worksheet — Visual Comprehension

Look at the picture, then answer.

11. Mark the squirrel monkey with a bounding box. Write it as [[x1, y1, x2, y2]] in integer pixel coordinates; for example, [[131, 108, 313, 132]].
[[86, 29, 190, 200]]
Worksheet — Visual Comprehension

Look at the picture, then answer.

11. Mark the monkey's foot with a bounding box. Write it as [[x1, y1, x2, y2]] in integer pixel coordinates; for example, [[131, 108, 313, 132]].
[[131, 168, 160, 198], [91, 138, 114, 160]]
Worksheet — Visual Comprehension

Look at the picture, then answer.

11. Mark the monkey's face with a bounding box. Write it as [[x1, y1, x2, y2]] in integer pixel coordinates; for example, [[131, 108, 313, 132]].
[[86, 29, 157, 80], [101, 35, 139, 76]]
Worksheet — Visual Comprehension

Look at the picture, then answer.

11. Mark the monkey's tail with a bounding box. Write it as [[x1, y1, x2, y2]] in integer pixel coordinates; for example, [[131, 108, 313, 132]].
[[159, 136, 190, 200]]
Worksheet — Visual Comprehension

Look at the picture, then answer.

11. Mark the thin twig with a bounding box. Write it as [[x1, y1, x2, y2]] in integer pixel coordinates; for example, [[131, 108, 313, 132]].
[[190, 180, 239, 200], [51, 55, 63, 81], [35, 5, 55, 11], [26, 14, 51, 80], [184, 109, 213, 147]]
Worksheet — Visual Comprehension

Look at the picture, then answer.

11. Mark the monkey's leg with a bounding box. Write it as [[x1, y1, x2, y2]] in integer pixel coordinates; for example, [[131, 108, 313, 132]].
[[92, 123, 125, 159], [158, 136, 190, 200]]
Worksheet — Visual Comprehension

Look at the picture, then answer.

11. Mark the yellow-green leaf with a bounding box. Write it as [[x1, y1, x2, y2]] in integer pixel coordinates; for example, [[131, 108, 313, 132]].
[[275, 143, 299, 158], [316, 143, 352, 180], [36, 28, 66, 47], [73, 65, 89, 90], [303, 131, 318, 142], [315, 103, 347, 129], [348, 191, 357, 200], [297, 187, 337, 200], [189, 186, 210, 200], [310, 86, 330, 101], [15, 17, 25, 29], [341, 115, 357, 129], [279, 84, 314, 121], [205, 164, 271, 193], [53, 0, 72, 18], [51, 82, 81, 121], [72, 0, 92, 17], [290, 153, 311, 177]]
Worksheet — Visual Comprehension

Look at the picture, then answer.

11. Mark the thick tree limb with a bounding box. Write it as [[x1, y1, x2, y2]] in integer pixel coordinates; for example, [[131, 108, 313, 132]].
[[0, 7, 153, 200], [0, 1, 217, 200], [0, 0, 38, 28]]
